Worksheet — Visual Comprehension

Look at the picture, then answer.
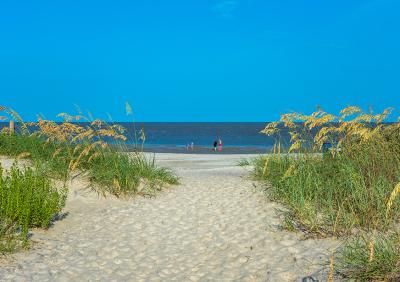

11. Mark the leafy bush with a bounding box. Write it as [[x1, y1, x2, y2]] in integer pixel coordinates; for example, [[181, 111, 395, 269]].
[[0, 164, 67, 253], [0, 164, 67, 234]]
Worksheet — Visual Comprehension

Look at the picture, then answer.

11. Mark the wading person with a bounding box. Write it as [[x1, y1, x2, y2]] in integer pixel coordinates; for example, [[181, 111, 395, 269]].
[[218, 139, 223, 152], [213, 140, 218, 151]]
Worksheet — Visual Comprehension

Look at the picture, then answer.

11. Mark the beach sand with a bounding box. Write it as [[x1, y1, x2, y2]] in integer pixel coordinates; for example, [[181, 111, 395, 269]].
[[0, 153, 338, 281]]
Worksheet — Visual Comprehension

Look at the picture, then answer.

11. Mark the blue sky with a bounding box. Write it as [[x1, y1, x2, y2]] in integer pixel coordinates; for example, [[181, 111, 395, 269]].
[[0, 0, 399, 121]]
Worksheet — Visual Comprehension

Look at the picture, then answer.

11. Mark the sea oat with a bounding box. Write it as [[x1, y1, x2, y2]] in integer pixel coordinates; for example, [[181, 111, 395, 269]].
[[327, 254, 334, 282], [262, 157, 269, 177], [368, 240, 374, 263], [17, 152, 31, 159], [289, 140, 302, 153], [340, 106, 362, 120], [125, 102, 133, 116], [386, 183, 400, 218], [260, 121, 280, 136]]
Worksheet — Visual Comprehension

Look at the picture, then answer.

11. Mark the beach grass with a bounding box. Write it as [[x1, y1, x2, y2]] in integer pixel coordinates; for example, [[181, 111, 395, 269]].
[[0, 164, 67, 253], [0, 106, 178, 197], [89, 151, 178, 197], [237, 158, 251, 167], [337, 231, 400, 281], [0, 105, 178, 253], [254, 105, 400, 280]]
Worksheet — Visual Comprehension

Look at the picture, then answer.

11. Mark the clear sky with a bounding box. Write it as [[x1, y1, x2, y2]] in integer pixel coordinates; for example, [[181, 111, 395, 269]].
[[1, 0, 399, 121]]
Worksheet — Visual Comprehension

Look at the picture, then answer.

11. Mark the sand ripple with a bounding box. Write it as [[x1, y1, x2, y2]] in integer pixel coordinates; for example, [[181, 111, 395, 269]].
[[0, 154, 337, 281]]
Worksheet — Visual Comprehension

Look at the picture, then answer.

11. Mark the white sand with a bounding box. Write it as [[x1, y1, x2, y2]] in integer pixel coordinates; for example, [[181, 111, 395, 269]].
[[0, 153, 338, 281]]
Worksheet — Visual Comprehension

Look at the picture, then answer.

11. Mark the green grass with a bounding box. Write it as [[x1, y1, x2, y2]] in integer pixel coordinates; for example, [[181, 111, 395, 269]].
[[0, 132, 178, 197], [0, 163, 67, 254], [254, 144, 400, 236], [254, 149, 400, 280], [237, 158, 251, 167], [0, 129, 178, 253], [254, 106, 400, 280], [0, 133, 71, 179], [337, 232, 400, 281], [0, 106, 176, 255], [0, 134, 178, 253], [89, 151, 178, 197]]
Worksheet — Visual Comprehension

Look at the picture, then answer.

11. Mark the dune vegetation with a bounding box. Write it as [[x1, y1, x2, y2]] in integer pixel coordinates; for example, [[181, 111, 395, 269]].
[[253, 106, 400, 281], [0, 164, 67, 253], [0, 105, 178, 253]]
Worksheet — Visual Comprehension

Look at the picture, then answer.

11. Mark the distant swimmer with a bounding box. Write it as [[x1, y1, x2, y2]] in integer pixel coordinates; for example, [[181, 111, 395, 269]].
[[213, 140, 218, 151], [218, 139, 223, 152]]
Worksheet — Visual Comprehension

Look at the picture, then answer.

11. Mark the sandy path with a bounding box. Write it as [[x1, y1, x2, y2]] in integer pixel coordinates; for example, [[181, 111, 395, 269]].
[[0, 154, 337, 281]]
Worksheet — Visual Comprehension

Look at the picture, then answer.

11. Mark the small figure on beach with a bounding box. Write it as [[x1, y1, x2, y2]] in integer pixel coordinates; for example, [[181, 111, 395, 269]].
[[190, 142, 194, 151], [213, 140, 218, 151], [218, 139, 223, 152]]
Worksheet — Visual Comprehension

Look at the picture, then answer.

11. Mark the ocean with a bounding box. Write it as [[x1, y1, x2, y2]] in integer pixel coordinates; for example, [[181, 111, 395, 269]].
[[0, 122, 278, 154], [127, 122, 276, 154]]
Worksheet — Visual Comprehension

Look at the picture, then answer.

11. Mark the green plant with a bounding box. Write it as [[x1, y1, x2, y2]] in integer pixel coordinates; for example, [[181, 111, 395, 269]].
[[0, 164, 67, 253], [89, 150, 178, 197], [255, 106, 400, 280], [237, 158, 250, 167], [256, 106, 400, 236], [0, 164, 67, 235], [0, 105, 178, 198], [337, 232, 400, 281]]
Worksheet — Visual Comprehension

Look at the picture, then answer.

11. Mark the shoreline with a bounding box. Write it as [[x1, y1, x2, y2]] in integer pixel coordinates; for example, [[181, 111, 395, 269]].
[[140, 145, 270, 155]]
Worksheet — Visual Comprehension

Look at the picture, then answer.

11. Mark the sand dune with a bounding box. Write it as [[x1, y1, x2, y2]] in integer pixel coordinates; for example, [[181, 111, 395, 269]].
[[0, 154, 337, 281]]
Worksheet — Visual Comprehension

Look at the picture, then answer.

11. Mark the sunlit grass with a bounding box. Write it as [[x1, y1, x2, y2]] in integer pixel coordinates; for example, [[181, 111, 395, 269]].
[[0, 105, 178, 196], [0, 105, 178, 253], [254, 105, 400, 280]]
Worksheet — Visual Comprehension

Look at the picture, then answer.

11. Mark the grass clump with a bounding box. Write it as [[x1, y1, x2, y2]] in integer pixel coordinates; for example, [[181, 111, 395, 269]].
[[255, 105, 400, 280], [0, 133, 71, 180], [89, 152, 178, 197], [0, 104, 178, 253], [338, 232, 400, 281], [237, 158, 251, 167], [0, 106, 178, 197], [0, 164, 67, 253]]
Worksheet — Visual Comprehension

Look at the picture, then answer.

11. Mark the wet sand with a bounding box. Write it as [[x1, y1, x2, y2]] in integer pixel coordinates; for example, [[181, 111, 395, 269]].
[[140, 145, 271, 154]]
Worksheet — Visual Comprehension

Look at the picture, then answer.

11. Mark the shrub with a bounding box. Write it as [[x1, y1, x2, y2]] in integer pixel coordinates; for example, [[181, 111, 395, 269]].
[[0, 164, 67, 234], [0, 164, 67, 253]]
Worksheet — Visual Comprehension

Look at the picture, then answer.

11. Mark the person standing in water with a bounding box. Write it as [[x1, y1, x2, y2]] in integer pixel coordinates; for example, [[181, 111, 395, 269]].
[[218, 139, 223, 152], [213, 140, 218, 151]]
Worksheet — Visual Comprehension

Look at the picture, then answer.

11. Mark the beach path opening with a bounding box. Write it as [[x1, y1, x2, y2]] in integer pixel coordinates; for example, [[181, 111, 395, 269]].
[[0, 154, 336, 281]]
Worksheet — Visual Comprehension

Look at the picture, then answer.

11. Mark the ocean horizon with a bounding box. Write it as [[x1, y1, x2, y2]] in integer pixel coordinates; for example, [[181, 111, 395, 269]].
[[3, 121, 396, 154], [0, 122, 278, 154]]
